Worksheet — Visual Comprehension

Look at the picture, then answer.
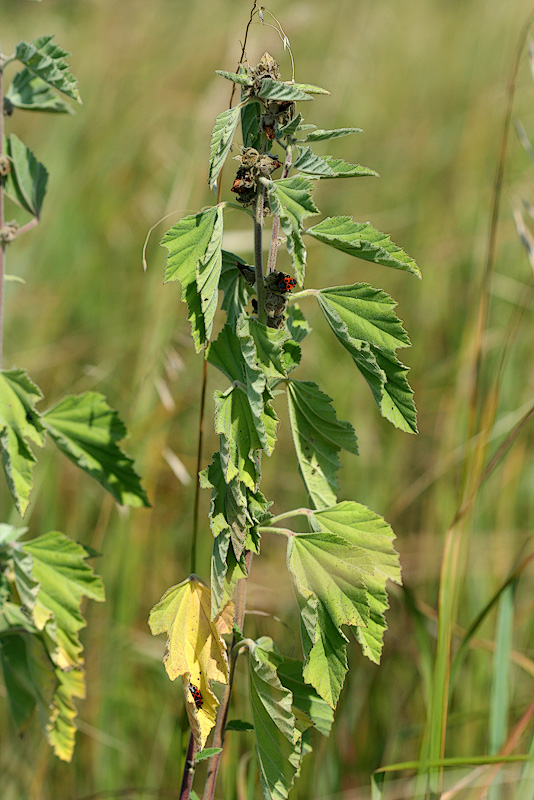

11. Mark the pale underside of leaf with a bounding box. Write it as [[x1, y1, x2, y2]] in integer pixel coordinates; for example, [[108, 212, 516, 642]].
[[15, 35, 81, 103]]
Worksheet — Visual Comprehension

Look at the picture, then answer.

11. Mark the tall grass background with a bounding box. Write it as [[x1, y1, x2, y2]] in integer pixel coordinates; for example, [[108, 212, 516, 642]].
[[1, 0, 534, 798]]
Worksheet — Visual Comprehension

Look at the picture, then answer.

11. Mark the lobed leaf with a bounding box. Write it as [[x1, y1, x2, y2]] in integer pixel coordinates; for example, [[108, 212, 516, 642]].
[[208, 105, 241, 190], [42, 392, 149, 507], [15, 35, 81, 103], [298, 594, 348, 708], [306, 216, 421, 278], [286, 379, 358, 509], [317, 284, 411, 352], [161, 206, 223, 350], [6, 68, 74, 113], [248, 637, 302, 800], [148, 576, 233, 749], [0, 368, 45, 517], [3, 133, 48, 217]]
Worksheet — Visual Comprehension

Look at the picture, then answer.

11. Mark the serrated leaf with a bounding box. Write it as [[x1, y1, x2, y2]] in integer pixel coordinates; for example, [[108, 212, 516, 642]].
[[195, 747, 223, 763], [208, 105, 241, 190], [3, 133, 48, 217], [293, 147, 335, 177], [46, 666, 86, 761], [42, 392, 149, 507], [237, 316, 289, 382], [248, 637, 302, 800], [6, 68, 73, 113], [0, 524, 28, 546], [317, 156, 378, 179], [219, 251, 254, 326], [351, 345, 418, 433], [286, 380, 358, 509], [207, 324, 245, 385], [306, 216, 421, 278], [286, 305, 311, 343], [317, 284, 411, 352], [15, 35, 81, 103], [11, 546, 40, 612], [214, 386, 263, 490], [0, 368, 45, 517], [161, 206, 223, 351], [276, 656, 334, 736], [211, 530, 248, 618], [148, 576, 233, 749], [0, 630, 55, 731], [299, 595, 348, 708], [304, 127, 363, 142], [258, 78, 313, 102], [23, 531, 105, 669], [267, 177, 319, 284], [200, 452, 247, 558], [215, 69, 252, 86], [278, 112, 303, 140]]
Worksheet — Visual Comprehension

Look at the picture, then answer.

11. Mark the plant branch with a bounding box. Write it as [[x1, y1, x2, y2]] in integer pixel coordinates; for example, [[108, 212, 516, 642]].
[[202, 550, 253, 800], [179, 733, 198, 800], [254, 188, 267, 324], [266, 146, 293, 275]]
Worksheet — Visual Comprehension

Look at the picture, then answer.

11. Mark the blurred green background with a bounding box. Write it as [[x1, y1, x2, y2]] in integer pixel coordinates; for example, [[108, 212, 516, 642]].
[[1, 0, 534, 798]]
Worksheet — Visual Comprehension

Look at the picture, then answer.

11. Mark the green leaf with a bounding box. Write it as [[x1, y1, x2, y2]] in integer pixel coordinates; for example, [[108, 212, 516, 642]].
[[248, 637, 302, 800], [208, 105, 242, 190], [317, 284, 411, 352], [278, 112, 303, 140], [276, 656, 334, 736], [304, 127, 363, 142], [46, 666, 86, 761], [215, 70, 252, 86], [226, 718, 255, 731], [15, 35, 81, 103], [161, 206, 224, 351], [237, 316, 289, 383], [214, 386, 262, 490], [306, 216, 421, 278], [219, 251, 254, 327], [286, 305, 311, 343], [290, 82, 330, 95], [195, 747, 223, 762], [286, 380, 358, 509], [241, 100, 263, 150], [211, 529, 248, 617], [42, 392, 149, 508], [300, 597, 349, 708], [267, 177, 319, 284], [200, 452, 247, 555], [293, 147, 336, 177], [23, 531, 105, 668], [0, 368, 45, 517], [361, 348, 418, 434], [3, 133, 49, 217], [258, 78, 314, 102], [0, 630, 55, 731], [11, 546, 40, 612], [317, 156, 378, 178], [207, 324, 246, 385], [6, 68, 74, 113], [0, 523, 28, 546]]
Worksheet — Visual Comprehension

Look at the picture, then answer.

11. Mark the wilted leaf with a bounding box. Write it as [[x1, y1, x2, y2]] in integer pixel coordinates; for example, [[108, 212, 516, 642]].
[[148, 576, 234, 749]]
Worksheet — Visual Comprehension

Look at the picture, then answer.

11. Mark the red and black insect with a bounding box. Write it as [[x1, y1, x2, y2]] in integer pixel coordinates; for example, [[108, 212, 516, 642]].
[[189, 683, 203, 709], [276, 273, 297, 293]]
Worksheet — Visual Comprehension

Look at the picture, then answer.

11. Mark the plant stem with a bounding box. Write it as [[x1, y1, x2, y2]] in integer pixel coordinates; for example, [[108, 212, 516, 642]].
[[202, 550, 253, 800], [179, 733, 198, 800], [0, 57, 5, 369], [191, 356, 208, 574], [254, 189, 266, 324], [266, 147, 293, 276]]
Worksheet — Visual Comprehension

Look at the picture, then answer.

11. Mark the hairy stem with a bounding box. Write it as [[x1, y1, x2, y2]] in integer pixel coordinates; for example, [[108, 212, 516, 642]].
[[179, 733, 198, 800], [266, 147, 293, 276], [254, 189, 267, 324], [202, 550, 253, 800]]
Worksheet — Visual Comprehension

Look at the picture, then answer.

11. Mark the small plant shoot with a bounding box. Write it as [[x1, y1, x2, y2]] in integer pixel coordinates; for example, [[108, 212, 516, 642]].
[[149, 9, 420, 800], [0, 32, 148, 760]]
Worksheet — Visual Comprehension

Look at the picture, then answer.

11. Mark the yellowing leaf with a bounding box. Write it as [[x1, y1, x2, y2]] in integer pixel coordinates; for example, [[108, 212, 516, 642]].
[[148, 575, 234, 749]]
